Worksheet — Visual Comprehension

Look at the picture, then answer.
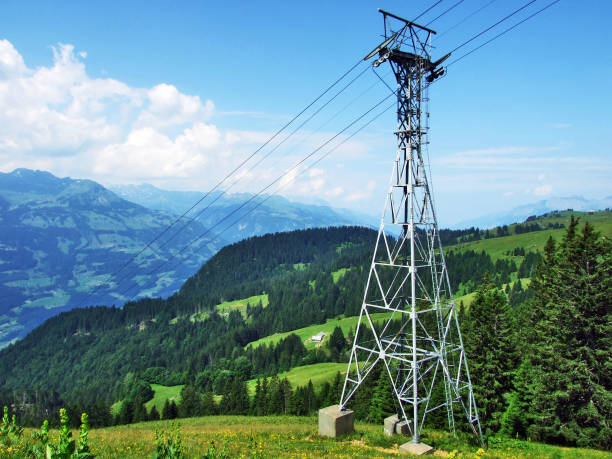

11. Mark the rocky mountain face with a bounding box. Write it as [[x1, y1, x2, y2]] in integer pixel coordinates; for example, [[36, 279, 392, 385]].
[[0, 169, 220, 348]]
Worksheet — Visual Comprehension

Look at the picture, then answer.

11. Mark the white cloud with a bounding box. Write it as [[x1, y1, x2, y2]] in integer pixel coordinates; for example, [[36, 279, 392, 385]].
[[0, 40, 234, 186], [0, 40, 27, 77]]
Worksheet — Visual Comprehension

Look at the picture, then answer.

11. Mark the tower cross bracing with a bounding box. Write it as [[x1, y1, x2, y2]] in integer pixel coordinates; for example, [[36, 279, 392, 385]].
[[339, 10, 483, 445]]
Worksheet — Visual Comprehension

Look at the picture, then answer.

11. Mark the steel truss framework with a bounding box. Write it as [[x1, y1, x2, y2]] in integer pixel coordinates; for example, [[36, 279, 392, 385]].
[[340, 11, 483, 445]]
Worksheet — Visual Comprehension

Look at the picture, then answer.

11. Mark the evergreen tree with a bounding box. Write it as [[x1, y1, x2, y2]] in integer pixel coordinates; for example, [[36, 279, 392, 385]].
[[325, 372, 343, 407], [253, 379, 265, 416], [201, 391, 217, 415], [222, 378, 250, 415], [462, 274, 517, 437], [117, 400, 133, 425], [132, 395, 148, 423], [328, 326, 346, 360], [161, 399, 171, 420], [366, 369, 395, 424], [519, 219, 612, 449], [149, 405, 161, 421], [178, 384, 201, 418]]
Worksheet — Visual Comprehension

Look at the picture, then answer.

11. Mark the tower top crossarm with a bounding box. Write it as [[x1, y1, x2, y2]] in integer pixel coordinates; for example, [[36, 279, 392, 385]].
[[378, 9, 437, 35], [363, 9, 449, 85]]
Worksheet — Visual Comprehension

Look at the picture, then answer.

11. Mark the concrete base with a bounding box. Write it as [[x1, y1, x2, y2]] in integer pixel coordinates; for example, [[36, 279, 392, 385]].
[[318, 405, 354, 437], [399, 442, 434, 455], [384, 415, 411, 436]]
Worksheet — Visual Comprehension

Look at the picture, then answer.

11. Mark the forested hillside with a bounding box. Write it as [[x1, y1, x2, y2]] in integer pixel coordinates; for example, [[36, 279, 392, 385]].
[[0, 212, 609, 450]]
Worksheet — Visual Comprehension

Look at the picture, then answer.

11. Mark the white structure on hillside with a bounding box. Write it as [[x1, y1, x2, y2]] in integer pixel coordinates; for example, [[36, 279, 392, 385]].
[[311, 332, 326, 342]]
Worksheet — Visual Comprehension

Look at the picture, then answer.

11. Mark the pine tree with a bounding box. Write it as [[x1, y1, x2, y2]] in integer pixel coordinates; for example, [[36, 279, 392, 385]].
[[462, 274, 517, 436]]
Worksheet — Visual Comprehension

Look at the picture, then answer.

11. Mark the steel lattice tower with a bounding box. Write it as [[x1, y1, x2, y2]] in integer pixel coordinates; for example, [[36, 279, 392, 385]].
[[340, 10, 483, 445]]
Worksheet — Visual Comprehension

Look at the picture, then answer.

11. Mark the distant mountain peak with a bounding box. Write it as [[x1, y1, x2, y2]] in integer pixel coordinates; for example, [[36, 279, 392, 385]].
[[452, 195, 612, 229]]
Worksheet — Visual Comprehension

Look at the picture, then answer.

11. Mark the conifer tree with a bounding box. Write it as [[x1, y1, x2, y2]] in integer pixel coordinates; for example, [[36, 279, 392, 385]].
[[366, 368, 395, 424], [149, 405, 161, 421], [519, 219, 611, 449], [253, 379, 265, 416], [161, 399, 171, 420], [463, 274, 517, 436], [132, 395, 147, 423], [201, 392, 217, 415], [178, 384, 201, 418]]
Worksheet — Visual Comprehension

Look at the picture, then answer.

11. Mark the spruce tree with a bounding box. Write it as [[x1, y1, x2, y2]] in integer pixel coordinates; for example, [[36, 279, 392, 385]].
[[463, 274, 517, 437], [132, 395, 147, 423], [201, 391, 217, 415], [178, 384, 201, 418], [161, 399, 172, 420], [520, 219, 612, 449], [149, 405, 161, 421], [366, 368, 395, 424]]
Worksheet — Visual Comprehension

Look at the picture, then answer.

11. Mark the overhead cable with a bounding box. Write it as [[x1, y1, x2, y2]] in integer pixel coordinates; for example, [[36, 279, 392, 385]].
[[447, 0, 539, 55], [120, 94, 395, 300], [447, 0, 561, 67]]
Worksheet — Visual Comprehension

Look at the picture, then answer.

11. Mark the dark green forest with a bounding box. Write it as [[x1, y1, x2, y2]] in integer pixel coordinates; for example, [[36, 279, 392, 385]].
[[0, 217, 609, 450]]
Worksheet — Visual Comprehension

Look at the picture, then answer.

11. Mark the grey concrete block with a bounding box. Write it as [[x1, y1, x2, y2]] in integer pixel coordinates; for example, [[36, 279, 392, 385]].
[[384, 415, 411, 436], [384, 415, 398, 436], [399, 441, 434, 455], [318, 405, 354, 437]]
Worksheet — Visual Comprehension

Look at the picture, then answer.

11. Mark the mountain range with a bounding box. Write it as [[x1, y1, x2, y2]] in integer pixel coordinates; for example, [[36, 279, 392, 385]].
[[109, 183, 375, 243], [0, 169, 370, 348], [451, 195, 612, 229]]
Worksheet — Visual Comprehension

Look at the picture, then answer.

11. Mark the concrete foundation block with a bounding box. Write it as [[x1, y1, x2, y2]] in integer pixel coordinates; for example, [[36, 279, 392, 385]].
[[384, 414, 411, 436], [318, 405, 354, 437], [399, 441, 434, 455]]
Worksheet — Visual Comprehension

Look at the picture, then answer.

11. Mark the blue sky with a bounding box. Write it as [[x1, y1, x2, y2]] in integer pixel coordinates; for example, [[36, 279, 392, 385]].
[[0, 0, 610, 225]]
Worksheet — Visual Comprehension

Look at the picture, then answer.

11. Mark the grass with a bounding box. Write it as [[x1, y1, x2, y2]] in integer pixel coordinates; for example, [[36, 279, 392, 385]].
[[144, 384, 183, 413], [246, 362, 347, 395], [12, 416, 611, 458], [447, 211, 612, 261], [111, 384, 183, 417], [331, 267, 349, 283], [215, 294, 269, 318], [246, 312, 393, 350]]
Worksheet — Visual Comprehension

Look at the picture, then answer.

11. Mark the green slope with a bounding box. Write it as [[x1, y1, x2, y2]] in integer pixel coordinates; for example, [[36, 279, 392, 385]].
[[246, 312, 392, 350], [110, 384, 184, 416], [447, 210, 612, 260], [245, 362, 347, 395], [215, 294, 269, 318]]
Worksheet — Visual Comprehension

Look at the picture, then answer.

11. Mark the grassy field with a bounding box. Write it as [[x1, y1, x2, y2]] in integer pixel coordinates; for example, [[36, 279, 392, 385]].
[[331, 267, 349, 283], [447, 211, 612, 261], [111, 384, 184, 417], [246, 312, 393, 350], [246, 362, 347, 395], [12, 415, 611, 458], [215, 294, 269, 318], [144, 383, 183, 413]]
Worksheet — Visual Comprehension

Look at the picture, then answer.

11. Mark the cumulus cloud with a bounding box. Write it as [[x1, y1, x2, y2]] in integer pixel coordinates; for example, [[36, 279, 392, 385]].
[[0, 39, 382, 211], [0, 39, 220, 181]]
